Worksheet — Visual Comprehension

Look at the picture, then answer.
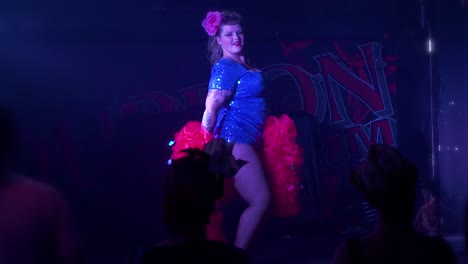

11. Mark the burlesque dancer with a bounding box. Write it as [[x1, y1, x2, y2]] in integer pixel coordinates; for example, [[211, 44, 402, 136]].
[[201, 10, 270, 249], [171, 10, 303, 249]]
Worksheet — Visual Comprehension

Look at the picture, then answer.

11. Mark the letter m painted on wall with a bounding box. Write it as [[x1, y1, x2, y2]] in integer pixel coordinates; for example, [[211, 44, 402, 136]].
[[315, 42, 394, 127], [348, 117, 398, 157]]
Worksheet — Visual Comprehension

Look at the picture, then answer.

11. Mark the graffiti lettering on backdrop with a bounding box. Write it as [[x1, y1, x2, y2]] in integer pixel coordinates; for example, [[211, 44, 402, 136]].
[[109, 41, 397, 160], [271, 39, 398, 220], [267, 41, 397, 159]]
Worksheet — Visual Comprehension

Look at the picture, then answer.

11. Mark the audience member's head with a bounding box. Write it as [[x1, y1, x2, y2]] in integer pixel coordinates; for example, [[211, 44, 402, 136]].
[[162, 138, 246, 240], [162, 147, 224, 237], [350, 144, 419, 226], [333, 144, 458, 263], [465, 200, 468, 253], [162, 138, 246, 238], [133, 139, 250, 264], [0, 107, 84, 264]]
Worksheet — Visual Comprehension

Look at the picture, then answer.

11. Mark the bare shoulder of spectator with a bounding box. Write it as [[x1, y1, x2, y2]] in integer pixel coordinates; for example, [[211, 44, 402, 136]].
[[15, 175, 84, 263]]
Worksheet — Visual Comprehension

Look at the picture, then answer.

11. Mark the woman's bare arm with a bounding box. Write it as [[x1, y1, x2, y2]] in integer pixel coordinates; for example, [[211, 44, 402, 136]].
[[202, 89, 233, 132]]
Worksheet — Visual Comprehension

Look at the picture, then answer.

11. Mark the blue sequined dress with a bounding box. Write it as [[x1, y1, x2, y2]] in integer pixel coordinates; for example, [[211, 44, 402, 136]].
[[208, 58, 267, 146]]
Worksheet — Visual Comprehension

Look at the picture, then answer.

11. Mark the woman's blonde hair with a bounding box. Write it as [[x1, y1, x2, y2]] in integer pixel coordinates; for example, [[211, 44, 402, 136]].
[[206, 10, 243, 65]]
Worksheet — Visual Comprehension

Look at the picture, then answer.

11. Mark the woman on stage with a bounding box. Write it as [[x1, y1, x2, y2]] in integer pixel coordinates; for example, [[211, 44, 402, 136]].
[[171, 10, 303, 249]]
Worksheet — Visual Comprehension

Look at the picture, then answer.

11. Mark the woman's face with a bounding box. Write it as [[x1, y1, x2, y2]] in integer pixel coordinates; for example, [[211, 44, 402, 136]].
[[216, 24, 245, 57]]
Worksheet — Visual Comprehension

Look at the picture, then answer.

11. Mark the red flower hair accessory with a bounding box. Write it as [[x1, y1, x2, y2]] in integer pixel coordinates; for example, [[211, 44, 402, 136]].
[[202, 11, 223, 36]]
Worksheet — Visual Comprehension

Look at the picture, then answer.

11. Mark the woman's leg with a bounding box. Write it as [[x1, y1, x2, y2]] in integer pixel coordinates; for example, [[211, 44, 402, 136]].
[[232, 143, 271, 249]]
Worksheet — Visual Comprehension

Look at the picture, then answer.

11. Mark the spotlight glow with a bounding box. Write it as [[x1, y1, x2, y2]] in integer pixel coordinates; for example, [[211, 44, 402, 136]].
[[427, 38, 433, 53]]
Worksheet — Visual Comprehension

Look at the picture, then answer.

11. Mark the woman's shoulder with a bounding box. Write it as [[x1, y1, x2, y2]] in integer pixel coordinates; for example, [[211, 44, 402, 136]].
[[210, 58, 247, 80]]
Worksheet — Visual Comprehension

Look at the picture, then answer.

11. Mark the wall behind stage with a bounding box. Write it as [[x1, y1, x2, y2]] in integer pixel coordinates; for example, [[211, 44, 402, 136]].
[[0, 0, 438, 247], [436, 0, 468, 234]]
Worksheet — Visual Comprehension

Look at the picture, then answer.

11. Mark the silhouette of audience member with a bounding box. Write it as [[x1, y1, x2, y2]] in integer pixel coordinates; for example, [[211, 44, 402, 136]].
[[465, 201, 468, 254], [0, 108, 83, 264], [333, 144, 457, 264], [132, 139, 250, 264]]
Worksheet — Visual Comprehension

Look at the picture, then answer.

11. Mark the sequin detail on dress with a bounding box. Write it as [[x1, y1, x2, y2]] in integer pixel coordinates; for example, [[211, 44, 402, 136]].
[[208, 58, 267, 145]]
